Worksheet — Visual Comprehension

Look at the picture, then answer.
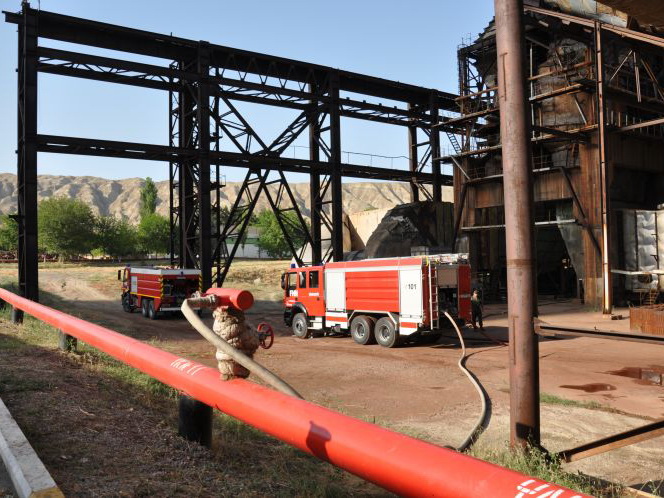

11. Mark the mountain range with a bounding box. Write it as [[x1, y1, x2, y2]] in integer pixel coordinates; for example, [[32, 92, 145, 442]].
[[0, 173, 453, 224]]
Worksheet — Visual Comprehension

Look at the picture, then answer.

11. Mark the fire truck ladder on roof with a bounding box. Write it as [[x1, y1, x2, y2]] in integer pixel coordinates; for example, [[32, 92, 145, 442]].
[[428, 263, 439, 330]]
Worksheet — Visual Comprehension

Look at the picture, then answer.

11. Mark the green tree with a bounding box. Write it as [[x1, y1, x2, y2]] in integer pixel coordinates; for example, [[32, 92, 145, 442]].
[[255, 209, 308, 258], [138, 213, 170, 256], [139, 177, 158, 220], [38, 197, 96, 260], [0, 215, 18, 252], [94, 216, 137, 259]]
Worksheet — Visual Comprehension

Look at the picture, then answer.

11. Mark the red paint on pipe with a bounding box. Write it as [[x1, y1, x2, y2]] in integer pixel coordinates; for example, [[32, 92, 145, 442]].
[[203, 288, 254, 311], [0, 288, 589, 498]]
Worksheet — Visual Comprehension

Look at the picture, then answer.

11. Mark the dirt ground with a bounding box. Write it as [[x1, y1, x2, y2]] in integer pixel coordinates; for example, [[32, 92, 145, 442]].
[[0, 262, 663, 494]]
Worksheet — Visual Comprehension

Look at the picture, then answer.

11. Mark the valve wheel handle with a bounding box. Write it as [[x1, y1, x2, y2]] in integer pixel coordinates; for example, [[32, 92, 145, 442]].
[[257, 322, 274, 349]]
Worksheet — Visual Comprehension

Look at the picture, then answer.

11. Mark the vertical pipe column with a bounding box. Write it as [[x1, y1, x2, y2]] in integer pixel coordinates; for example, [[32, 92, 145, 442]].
[[429, 94, 442, 203], [408, 104, 420, 203], [16, 4, 39, 320], [309, 85, 322, 265], [595, 23, 613, 315], [197, 42, 212, 292], [58, 331, 77, 352], [178, 395, 213, 448], [329, 73, 344, 261], [494, 0, 540, 448]]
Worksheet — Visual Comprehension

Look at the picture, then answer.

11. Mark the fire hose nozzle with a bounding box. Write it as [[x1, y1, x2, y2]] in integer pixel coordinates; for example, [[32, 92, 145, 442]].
[[186, 293, 218, 309]]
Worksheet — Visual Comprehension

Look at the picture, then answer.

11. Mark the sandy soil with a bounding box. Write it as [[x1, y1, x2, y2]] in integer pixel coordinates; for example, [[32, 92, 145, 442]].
[[0, 262, 662, 492]]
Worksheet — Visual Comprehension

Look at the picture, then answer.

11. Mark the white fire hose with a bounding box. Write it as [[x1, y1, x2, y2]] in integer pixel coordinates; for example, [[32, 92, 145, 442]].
[[443, 311, 490, 452]]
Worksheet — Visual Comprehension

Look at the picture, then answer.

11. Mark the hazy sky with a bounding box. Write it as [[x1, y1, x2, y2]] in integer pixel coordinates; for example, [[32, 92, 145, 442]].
[[0, 0, 494, 182]]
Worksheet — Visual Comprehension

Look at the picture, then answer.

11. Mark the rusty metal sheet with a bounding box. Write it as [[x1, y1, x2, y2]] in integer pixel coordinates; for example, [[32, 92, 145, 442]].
[[630, 305, 664, 336]]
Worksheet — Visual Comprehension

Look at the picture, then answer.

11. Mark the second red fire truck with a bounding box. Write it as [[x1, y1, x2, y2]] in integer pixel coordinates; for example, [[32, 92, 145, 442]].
[[119, 266, 201, 319], [282, 254, 472, 347]]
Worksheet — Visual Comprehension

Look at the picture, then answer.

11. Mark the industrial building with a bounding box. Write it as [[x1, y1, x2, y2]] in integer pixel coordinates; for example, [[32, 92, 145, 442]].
[[443, 0, 664, 311]]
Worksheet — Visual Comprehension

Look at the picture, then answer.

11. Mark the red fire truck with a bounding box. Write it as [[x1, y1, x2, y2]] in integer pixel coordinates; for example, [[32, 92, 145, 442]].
[[119, 266, 201, 319], [282, 254, 472, 347]]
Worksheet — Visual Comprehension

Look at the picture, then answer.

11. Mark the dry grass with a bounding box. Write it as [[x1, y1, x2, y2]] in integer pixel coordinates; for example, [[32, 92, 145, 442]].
[[0, 304, 389, 497]]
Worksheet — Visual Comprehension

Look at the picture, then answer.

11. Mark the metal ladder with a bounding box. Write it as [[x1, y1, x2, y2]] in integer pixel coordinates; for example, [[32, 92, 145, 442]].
[[446, 131, 462, 155], [644, 287, 660, 306], [428, 264, 439, 330]]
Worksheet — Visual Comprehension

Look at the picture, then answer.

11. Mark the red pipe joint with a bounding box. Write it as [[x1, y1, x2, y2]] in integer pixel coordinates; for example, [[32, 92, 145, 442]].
[[203, 288, 254, 311]]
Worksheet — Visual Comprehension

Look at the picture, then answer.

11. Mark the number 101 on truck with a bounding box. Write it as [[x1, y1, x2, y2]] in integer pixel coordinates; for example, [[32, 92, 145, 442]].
[[281, 255, 472, 348]]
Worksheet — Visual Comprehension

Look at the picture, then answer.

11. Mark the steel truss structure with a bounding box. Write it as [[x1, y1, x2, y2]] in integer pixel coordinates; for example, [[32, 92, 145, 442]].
[[5, 3, 456, 299], [441, 3, 664, 311]]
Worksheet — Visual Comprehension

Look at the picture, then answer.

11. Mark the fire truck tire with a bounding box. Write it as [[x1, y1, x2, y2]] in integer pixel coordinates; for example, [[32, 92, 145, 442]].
[[374, 317, 400, 348], [121, 293, 133, 313], [350, 315, 376, 345], [292, 313, 309, 339], [147, 300, 158, 320], [141, 299, 149, 317]]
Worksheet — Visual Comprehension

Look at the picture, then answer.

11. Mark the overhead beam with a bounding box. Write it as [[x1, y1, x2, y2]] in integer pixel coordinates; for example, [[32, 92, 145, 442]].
[[35, 134, 452, 184], [4, 7, 458, 109]]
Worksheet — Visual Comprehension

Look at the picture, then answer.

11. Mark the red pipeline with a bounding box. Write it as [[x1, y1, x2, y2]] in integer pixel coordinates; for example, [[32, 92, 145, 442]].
[[0, 288, 589, 498]]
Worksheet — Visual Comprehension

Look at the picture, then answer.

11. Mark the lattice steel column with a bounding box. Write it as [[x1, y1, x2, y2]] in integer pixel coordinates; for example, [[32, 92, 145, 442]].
[[429, 93, 442, 203], [178, 59, 197, 270], [197, 42, 212, 291], [328, 73, 344, 261], [309, 85, 322, 265], [168, 63, 180, 267], [16, 5, 39, 311], [408, 103, 420, 203]]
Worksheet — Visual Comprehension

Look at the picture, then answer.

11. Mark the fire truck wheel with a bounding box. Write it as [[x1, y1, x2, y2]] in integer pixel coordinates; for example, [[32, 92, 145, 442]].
[[374, 317, 400, 348], [147, 300, 158, 320], [350, 315, 376, 345], [121, 293, 133, 313], [141, 299, 149, 317], [292, 313, 309, 339]]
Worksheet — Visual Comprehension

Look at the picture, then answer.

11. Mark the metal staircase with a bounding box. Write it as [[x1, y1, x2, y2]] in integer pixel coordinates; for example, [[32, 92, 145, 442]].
[[446, 131, 462, 155]]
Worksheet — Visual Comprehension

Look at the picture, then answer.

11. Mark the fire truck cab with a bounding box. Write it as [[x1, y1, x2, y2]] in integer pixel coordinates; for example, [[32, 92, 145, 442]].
[[282, 255, 471, 347]]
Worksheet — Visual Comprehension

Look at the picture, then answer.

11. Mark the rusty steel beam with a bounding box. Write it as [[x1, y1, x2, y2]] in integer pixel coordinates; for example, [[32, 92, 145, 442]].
[[595, 22, 613, 315], [524, 4, 664, 50], [618, 116, 664, 133], [557, 167, 601, 256], [495, 0, 540, 449], [536, 322, 664, 346], [557, 420, 664, 463]]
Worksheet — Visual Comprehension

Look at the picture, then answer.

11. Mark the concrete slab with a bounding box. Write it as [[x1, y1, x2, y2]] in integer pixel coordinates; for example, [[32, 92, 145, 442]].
[[0, 458, 16, 497], [0, 397, 62, 498]]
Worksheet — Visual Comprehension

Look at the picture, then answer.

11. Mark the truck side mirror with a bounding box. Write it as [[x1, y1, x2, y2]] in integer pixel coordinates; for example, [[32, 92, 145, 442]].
[[117, 270, 122, 281], [280, 273, 286, 290]]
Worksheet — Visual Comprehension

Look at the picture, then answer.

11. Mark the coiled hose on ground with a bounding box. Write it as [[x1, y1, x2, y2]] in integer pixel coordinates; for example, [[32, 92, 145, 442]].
[[443, 311, 490, 452], [181, 299, 303, 399]]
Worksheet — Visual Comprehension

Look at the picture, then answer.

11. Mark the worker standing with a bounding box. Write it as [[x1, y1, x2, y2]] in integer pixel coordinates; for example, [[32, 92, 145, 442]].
[[471, 289, 484, 330]]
